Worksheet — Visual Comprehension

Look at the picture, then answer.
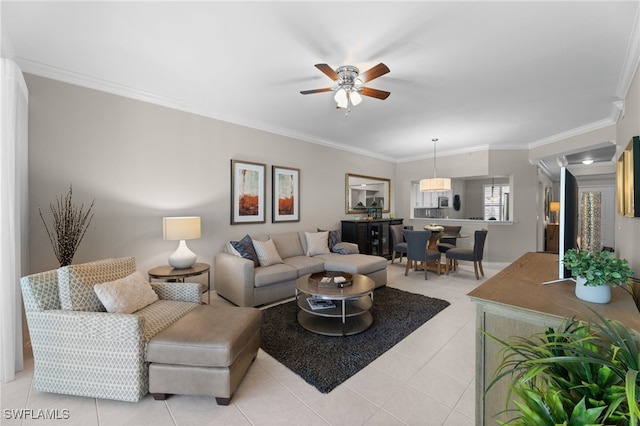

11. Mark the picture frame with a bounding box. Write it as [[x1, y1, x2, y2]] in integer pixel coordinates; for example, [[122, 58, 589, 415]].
[[231, 160, 266, 224], [617, 152, 625, 215], [272, 165, 300, 222], [617, 136, 640, 217]]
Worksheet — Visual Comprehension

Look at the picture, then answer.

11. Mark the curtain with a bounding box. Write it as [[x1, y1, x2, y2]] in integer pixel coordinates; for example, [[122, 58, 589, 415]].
[[1, 58, 28, 383]]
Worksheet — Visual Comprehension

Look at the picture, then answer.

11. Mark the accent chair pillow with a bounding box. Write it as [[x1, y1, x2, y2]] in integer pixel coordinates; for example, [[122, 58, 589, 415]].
[[93, 271, 159, 314], [58, 257, 136, 311], [304, 231, 330, 256], [252, 238, 284, 267], [230, 234, 260, 267]]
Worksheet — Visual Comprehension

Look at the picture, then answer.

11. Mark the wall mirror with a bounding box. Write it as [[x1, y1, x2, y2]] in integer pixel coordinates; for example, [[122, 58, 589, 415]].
[[346, 173, 391, 214]]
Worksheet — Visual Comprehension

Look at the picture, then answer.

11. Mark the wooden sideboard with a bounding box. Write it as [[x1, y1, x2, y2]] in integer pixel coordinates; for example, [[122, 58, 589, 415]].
[[341, 219, 403, 259], [467, 252, 640, 425]]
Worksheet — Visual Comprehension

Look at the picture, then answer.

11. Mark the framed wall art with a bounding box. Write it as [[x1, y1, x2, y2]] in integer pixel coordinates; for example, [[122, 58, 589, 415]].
[[231, 160, 266, 224], [617, 135, 639, 217], [272, 165, 300, 222]]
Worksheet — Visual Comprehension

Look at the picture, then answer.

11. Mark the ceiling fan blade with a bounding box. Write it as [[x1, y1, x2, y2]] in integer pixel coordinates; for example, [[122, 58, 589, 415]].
[[314, 63, 339, 81], [300, 87, 333, 95], [361, 87, 390, 100], [359, 63, 390, 83]]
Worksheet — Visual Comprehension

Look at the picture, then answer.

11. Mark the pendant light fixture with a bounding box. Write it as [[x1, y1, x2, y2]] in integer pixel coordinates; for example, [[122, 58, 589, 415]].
[[487, 178, 500, 202], [420, 138, 451, 192]]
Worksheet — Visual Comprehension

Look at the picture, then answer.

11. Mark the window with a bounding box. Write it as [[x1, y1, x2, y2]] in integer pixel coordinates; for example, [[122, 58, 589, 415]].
[[483, 183, 510, 220]]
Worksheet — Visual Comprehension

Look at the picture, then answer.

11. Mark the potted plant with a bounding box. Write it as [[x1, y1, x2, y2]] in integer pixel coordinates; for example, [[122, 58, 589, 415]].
[[486, 310, 640, 425], [39, 185, 95, 267], [562, 248, 634, 304]]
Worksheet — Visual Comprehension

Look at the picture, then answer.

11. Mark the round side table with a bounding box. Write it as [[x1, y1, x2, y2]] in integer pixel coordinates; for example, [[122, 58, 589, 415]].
[[148, 262, 210, 304]]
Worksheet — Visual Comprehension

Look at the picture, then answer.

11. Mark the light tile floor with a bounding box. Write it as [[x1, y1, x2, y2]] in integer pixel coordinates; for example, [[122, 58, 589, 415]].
[[2, 261, 501, 426]]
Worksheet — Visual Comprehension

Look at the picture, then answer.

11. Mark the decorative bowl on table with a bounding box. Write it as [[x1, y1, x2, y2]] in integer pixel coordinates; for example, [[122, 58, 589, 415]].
[[309, 271, 353, 288], [424, 224, 444, 232]]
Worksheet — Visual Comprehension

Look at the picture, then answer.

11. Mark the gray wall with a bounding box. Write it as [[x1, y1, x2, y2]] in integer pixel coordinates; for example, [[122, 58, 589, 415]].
[[25, 69, 640, 280], [396, 149, 538, 263], [25, 75, 396, 289]]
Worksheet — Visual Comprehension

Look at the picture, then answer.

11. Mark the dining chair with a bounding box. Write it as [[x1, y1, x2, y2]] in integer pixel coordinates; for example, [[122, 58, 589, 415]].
[[437, 225, 462, 269], [389, 224, 413, 264], [403, 230, 441, 279], [445, 229, 488, 279]]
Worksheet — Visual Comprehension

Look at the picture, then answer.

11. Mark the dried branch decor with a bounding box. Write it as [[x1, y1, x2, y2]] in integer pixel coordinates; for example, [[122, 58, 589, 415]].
[[39, 185, 95, 267]]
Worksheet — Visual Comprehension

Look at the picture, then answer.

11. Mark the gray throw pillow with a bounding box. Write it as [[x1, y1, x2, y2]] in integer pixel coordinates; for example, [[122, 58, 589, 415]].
[[332, 242, 359, 255], [318, 228, 342, 251], [230, 234, 260, 267]]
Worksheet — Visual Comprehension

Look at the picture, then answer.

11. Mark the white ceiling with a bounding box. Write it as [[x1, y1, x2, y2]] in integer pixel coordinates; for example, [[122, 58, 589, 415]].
[[2, 1, 639, 168]]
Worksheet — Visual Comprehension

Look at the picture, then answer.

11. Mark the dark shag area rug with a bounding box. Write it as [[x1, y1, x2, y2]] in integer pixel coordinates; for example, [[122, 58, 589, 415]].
[[260, 286, 451, 393]]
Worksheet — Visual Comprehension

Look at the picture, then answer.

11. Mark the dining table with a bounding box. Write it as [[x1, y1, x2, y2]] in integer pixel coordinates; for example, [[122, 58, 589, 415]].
[[421, 226, 469, 274]]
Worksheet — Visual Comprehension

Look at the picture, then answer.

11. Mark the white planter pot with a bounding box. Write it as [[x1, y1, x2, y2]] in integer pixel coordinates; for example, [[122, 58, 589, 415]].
[[574, 275, 611, 304]]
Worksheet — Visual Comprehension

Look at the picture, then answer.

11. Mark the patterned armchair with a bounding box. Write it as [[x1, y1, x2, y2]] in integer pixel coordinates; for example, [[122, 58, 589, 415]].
[[20, 257, 201, 402]]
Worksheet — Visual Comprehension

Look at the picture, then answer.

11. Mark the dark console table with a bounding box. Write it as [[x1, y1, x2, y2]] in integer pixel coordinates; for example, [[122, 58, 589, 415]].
[[341, 219, 403, 259]]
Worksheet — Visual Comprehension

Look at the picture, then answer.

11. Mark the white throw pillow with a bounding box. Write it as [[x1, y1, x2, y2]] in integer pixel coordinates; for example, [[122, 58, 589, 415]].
[[305, 231, 330, 256], [252, 238, 284, 267], [94, 271, 159, 314]]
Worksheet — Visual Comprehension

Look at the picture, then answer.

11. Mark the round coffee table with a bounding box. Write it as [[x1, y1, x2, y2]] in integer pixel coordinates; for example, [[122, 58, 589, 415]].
[[295, 272, 375, 336]]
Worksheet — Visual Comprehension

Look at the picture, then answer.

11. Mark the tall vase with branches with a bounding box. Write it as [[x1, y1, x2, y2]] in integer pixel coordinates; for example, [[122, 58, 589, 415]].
[[39, 185, 95, 267]]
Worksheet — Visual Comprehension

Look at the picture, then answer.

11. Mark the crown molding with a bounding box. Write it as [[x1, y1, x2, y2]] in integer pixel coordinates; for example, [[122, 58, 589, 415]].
[[611, 100, 625, 122], [16, 58, 397, 163], [396, 144, 492, 164], [527, 118, 615, 149], [616, 4, 640, 100]]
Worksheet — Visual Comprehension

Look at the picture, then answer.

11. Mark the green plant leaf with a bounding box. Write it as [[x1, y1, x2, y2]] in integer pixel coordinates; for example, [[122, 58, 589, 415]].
[[568, 397, 605, 426], [485, 311, 640, 426], [626, 369, 639, 426]]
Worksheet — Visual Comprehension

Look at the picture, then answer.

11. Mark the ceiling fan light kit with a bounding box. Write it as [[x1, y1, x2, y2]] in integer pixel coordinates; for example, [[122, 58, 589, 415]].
[[300, 63, 390, 116]]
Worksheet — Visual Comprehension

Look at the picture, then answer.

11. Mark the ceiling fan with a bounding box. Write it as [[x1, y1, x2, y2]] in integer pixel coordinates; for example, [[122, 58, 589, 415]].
[[300, 63, 390, 116]]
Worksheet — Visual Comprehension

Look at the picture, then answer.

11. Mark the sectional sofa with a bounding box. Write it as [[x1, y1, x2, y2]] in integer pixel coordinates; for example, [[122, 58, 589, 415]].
[[215, 230, 388, 307]]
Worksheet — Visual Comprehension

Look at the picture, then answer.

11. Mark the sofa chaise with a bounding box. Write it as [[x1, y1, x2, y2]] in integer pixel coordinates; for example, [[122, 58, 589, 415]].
[[215, 230, 387, 307], [21, 257, 261, 404]]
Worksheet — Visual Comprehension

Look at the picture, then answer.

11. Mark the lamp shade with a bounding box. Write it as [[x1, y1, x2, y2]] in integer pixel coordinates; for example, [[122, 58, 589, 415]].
[[163, 217, 201, 241], [420, 177, 451, 192], [550, 202, 560, 212]]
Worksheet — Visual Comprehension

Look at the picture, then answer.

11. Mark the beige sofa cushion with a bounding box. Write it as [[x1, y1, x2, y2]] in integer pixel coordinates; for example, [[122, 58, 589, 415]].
[[317, 253, 387, 275], [269, 232, 304, 259], [283, 255, 325, 276], [254, 264, 297, 287]]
